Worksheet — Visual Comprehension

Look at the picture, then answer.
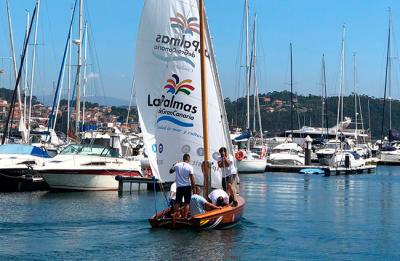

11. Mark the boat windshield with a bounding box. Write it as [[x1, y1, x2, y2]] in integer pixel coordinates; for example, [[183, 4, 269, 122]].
[[60, 144, 118, 157]]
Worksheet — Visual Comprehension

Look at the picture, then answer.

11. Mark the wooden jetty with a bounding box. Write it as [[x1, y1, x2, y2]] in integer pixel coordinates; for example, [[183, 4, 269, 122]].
[[115, 176, 161, 196]]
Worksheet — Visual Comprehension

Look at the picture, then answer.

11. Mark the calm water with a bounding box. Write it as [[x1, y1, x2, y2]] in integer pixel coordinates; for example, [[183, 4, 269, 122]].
[[1, 166, 400, 260]]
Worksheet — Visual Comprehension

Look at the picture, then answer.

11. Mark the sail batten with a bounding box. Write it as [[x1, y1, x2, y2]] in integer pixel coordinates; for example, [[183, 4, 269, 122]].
[[134, 0, 231, 187]]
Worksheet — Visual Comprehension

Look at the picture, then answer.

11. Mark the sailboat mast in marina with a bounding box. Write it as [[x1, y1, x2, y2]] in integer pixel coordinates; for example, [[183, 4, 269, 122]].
[[335, 25, 346, 149], [75, 0, 84, 142], [380, 9, 392, 143]]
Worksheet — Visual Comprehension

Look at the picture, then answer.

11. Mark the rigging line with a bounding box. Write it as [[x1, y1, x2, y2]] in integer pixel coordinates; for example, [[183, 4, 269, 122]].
[[48, 0, 78, 131]]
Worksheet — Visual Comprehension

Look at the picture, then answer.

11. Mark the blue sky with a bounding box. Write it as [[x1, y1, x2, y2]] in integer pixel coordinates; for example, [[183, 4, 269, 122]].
[[1, 0, 400, 103]]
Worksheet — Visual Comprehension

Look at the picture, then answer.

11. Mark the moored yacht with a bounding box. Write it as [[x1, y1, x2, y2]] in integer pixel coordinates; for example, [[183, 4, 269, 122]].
[[0, 144, 51, 191], [380, 142, 400, 164], [316, 139, 342, 166], [268, 142, 304, 166], [331, 150, 366, 168], [235, 150, 267, 173], [38, 143, 143, 191]]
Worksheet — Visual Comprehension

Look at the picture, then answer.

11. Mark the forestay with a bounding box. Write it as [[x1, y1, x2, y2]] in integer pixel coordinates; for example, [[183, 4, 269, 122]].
[[134, 0, 232, 187]]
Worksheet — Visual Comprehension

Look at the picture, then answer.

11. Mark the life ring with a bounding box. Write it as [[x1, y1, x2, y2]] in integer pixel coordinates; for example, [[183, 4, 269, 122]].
[[235, 150, 245, 161]]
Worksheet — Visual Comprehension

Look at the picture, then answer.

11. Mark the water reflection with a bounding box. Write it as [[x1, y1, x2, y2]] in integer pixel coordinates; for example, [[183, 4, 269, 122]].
[[2, 167, 400, 259]]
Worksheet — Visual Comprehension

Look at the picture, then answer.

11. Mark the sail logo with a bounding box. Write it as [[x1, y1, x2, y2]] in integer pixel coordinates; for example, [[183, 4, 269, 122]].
[[170, 13, 200, 36], [164, 74, 195, 95], [148, 74, 198, 128], [152, 12, 205, 69]]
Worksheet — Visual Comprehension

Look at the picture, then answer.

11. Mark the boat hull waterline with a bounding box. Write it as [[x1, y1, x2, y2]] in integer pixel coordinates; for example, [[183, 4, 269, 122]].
[[236, 159, 266, 173], [40, 170, 141, 191], [149, 196, 245, 229], [0, 168, 48, 191]]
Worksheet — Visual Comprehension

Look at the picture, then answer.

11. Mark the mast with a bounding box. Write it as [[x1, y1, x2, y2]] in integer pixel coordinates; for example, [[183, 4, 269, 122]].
[[199, 0, 210, 196], [353, 53, 358, 143], [82, 22, 88, 128], [252, 14, 256, 133], [381, 9, 391, 144], [253, 14, 263, 143], [67, 6, 73, 142], [290, 43, 293, 134], [322, 54, 329, 138], [75, 0, 83, 142], [2, 5, 37, 145], [336, 25, 345, 149], [368, 99, 371, 140], [245, 0, 250, 151], [28, 0, 41, 139], [388, 10, 392, 130], [6, 0, 27, 143], [321, 56, 324, 134], [125, 80, 135, 132], [23, 11, 30, 129]]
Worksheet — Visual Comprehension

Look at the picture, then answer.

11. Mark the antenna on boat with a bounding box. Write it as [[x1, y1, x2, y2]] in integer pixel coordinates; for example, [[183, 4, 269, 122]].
[[199, 0, 210, 196]]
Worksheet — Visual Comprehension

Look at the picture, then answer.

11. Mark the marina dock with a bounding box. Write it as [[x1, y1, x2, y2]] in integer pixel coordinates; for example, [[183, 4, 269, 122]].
[[115, 176, 161, 196], [266, 164, 376, 176]]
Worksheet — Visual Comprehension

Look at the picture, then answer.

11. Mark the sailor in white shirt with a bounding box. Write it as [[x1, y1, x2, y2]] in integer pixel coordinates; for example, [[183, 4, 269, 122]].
[[169, 153, 195, 219], [208, 189, 229, 206], [190, 187, 221, 216], [218, 147, 238, 204]]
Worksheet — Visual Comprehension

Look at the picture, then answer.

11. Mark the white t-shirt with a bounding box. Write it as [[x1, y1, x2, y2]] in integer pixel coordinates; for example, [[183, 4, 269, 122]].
[[208, 189, 229, 205], [170, 182, 177, 200], [218, 154, 237, 178], [190, 194, 207, 216], [173, 162, 194, 187]]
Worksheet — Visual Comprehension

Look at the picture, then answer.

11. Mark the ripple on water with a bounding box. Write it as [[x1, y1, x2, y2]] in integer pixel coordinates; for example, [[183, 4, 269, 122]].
[[2, 167, 400, 259]]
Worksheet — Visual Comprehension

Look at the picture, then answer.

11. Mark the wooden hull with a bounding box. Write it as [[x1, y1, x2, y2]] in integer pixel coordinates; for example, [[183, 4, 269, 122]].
[[149, 196, 245, 229]]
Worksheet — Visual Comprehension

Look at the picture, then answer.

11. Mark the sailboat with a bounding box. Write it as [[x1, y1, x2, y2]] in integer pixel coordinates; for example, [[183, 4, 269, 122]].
[[268, 43, 305, 166], [319, 26, 366, 168], [379, 10, 400, 164], [134, 0, 244, 229], [235, 1, 267, 173]]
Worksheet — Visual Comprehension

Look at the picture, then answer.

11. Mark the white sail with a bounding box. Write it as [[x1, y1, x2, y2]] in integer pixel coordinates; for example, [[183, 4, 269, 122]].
[[134, 0, 232, 187]]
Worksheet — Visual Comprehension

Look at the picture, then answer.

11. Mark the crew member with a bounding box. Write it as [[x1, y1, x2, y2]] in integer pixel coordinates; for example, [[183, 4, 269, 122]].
[[169, 153, 195, 219]]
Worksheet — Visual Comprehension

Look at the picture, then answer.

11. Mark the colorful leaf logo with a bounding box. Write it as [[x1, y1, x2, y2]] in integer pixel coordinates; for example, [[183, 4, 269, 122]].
[[170, 12, 200, 35], [164, 74, 195, 95]]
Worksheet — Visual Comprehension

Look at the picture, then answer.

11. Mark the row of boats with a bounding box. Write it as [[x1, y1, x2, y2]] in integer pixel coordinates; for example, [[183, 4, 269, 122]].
[[1, 116, 396, 193], [233, 117, 400, 174]]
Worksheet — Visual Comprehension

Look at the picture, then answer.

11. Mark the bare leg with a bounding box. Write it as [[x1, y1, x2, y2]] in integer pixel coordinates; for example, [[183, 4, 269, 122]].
[[230, 175, 238, 202], [174, 202, 180, 218], [183, 203, 190, 219]]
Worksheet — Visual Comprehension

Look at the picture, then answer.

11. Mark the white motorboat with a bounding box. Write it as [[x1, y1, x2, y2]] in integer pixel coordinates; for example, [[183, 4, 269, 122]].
[[316, 140, 343, 166], [0, 144, 51, 191], [236, 150, 267, 173], [331, 150, 366, 168], [380, 143, 400, 164], [268, 142, 305, 166], [38, 144, 143, 191]]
